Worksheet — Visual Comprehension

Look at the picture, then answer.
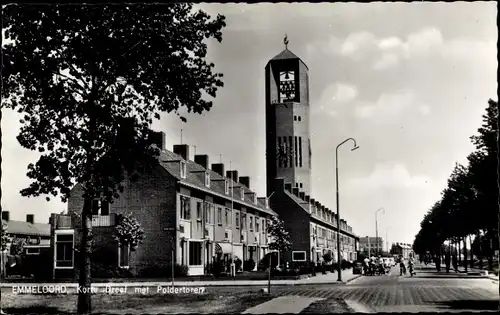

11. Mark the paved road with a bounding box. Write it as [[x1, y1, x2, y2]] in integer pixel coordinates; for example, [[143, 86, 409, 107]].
[[208, 265, 499, 313]]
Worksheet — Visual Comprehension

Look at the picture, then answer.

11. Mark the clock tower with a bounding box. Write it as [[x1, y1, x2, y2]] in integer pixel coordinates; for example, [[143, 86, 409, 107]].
[[265, 36, 312, 197]]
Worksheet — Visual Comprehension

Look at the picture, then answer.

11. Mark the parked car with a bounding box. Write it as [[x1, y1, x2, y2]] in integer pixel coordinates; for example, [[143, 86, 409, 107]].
[[353, 262, 363, 274]]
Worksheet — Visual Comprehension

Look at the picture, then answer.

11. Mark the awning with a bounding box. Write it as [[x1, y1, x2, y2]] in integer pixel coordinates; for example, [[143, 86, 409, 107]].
[[215, 242, 233, 255]]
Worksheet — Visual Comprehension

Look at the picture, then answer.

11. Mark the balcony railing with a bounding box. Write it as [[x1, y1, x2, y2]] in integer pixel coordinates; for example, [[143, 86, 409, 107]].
[[54, 214, 117, 229]]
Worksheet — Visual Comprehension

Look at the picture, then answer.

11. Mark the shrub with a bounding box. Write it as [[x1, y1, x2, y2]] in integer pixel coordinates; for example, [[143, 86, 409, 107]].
[[210, 260, 223, 278], [257, 252, 279, 271], [234, 257, 242, 272], [243, 259, 256, 272]]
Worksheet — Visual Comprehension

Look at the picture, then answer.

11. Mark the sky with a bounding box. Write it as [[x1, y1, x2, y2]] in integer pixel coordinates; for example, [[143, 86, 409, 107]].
[[1, 2, 497, 249]]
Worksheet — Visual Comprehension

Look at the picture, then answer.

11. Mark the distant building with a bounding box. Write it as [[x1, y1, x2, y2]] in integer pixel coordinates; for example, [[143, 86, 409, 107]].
[[390, 242, 413, 259], [1, 211, 51, 254], [359, 237, 384, 256]]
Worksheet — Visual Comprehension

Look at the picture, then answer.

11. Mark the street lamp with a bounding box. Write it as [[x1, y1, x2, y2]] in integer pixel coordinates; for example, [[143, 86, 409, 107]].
[[335, 137, 359, 282], [375, 208, 385, 256], [386, 225, 391, 255]]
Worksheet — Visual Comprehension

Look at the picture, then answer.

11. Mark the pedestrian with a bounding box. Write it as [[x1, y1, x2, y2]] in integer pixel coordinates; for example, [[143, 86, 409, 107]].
[[445, 253, 451, 273], [399, 258, 406, 276], [452, 254, 458, 273]]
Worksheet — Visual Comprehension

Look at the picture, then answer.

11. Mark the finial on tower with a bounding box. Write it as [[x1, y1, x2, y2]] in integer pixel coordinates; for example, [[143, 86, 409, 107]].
[[284, 34, 289, 49]]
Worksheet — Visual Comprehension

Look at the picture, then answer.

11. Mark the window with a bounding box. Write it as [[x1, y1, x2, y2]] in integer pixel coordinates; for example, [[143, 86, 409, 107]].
[[196, 202, 203, 221], [299, 137, 302, 167], [55, 234, 74, 268], [255, 219, 260, 232], [188, 242, 202, 266], [298, 116, 302, 122], [299, 183, 303, 189], [235, 212, 240, 229], [240, 188, 244, 200], [180, 161, 187, 179], [294, 115, 297, 121], [118, 244, 130, 268], [288, 136, 293, 167], [283, 137, 288, 168], [292, 251, 306, 262], [225, 208, 230, 226], [262, 218, 266, 233], [241, 214, 247, 230], [180, 196, 191, 220], [204, 203, 210, 224], [249, 216, 254, 231], [225, 180, 229, 194], [205, 172, 210, 187], [217, 207, 223, 225], [277, 137, 283, 168], [25, 248, 40, 255], [294, 136, 298, 167]]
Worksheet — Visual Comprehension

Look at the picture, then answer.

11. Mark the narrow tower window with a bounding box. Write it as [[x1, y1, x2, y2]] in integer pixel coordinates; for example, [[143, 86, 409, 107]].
[[288, 136, 293, 167], [295, 136, 298, 167], [294, 116, 297, 121], [298, 116, 302, 122], [283, 137, 288, 168], [299, 137, 303, 167], [277, 137, 283, 168]]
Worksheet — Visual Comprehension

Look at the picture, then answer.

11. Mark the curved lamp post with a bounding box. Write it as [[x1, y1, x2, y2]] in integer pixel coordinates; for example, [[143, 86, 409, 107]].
[[336, 138, 359, 282], [375, 208, 385, 256]]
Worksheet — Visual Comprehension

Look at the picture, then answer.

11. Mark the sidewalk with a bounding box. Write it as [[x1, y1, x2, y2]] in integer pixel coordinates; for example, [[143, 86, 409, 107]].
[[418, 263, 498, 282], [0, 270, 362, 288]]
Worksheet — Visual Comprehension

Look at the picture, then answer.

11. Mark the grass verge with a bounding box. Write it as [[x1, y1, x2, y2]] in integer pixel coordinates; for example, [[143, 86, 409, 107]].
[[1, 291, 275, 314]]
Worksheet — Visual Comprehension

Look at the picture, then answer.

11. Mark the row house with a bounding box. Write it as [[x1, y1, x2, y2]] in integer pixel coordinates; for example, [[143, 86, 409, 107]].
[[51, 131, 277, 278], [270, 178, 359, 264]]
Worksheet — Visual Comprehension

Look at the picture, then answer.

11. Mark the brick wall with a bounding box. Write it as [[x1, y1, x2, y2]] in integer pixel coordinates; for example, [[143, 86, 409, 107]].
[[66, 166, 178, 276]]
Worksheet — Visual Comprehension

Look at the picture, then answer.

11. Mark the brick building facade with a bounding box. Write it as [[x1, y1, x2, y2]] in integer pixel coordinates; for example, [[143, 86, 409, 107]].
[[51, 134, 277, 278]]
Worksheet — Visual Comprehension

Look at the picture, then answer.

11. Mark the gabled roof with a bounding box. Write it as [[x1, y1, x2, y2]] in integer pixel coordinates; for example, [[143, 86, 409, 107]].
[[2, 219, 50, 237], [159, 149, 277, 216], [281, 190, 358, 239]]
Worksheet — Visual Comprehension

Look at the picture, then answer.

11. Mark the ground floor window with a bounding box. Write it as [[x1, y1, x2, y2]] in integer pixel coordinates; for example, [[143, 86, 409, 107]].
[[118, 244, 130, 268], [189, 241, 202, 266], [55, 234, 74, 268]]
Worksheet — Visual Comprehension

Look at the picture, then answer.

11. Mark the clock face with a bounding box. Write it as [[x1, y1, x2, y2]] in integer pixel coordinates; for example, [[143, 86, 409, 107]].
[[279, 70, 296, 102]]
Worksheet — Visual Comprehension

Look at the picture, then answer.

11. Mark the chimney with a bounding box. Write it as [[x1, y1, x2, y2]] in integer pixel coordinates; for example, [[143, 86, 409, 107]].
[[315, 201, 320, 209], [305, 195, 310, 203], [239, 176, 250, 188], [284, 183, 292, 192], [299, 192, 305, 200], [274, 177, 285, 192], [212, 163, 225, 177], [194, 154, 209, 169], [292, 188, 299, 196], [310, 198, 315, 205], [148, 130, 166, 150], [226, 170, 238, 182], [1, 211, 9, 222], [26, 214, 34, 224], [173, 144, 190, 160]]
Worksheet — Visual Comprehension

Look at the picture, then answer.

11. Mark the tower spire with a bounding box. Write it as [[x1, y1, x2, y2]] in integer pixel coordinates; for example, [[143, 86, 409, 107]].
[[284, 34, 289, 50]]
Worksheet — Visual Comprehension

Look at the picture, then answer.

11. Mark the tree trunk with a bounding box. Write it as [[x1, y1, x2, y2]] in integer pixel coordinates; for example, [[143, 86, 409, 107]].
[[487, 231, 493, 271], [463, 237, 467, 272], [458, 239, 462, 264], [77, 197, 93, 314], [469, 235, 473, 269]]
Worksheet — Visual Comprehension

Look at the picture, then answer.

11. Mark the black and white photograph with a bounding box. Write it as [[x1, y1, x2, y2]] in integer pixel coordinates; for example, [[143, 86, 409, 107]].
[[0, 2, 498, 314]]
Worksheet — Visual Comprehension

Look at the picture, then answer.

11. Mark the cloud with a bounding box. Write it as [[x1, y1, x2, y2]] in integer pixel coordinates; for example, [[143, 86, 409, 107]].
[[418, 104, 431, 115], [340, 32, 377, 58], [372, 53, 399, 70], [348, 163, 432, 190], [354, 90, 414, 119], [314, 83, 358, 115]]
